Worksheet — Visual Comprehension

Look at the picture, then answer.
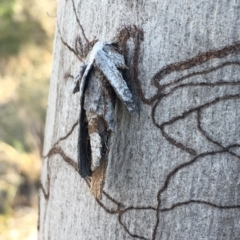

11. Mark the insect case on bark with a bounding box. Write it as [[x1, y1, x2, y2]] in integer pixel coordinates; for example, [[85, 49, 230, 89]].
[[72, 41, 135, 198]]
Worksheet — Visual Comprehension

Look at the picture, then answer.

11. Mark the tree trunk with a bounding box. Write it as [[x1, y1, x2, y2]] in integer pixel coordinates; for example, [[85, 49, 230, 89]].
[[39, 0, 240, 239]]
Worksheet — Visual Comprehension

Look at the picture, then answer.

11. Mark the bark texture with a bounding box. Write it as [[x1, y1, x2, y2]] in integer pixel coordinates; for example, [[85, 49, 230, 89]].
[[39, 0, 240, 239]]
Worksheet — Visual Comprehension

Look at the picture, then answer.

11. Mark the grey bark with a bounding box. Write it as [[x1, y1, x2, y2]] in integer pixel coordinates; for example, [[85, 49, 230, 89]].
[[39, 0, 240, 239]]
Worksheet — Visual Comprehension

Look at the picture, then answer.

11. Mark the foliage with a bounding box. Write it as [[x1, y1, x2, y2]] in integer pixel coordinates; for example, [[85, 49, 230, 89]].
[[0, 0, 57, 239], [0, 0, 48, 57]]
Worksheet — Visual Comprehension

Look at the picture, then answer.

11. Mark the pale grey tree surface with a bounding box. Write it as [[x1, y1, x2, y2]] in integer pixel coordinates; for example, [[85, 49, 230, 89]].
[[39, 0, 240, 239]]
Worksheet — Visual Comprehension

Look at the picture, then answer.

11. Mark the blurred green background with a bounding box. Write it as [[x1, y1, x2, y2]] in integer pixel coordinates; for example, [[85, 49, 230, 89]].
[[0, 0, 57, 239]]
